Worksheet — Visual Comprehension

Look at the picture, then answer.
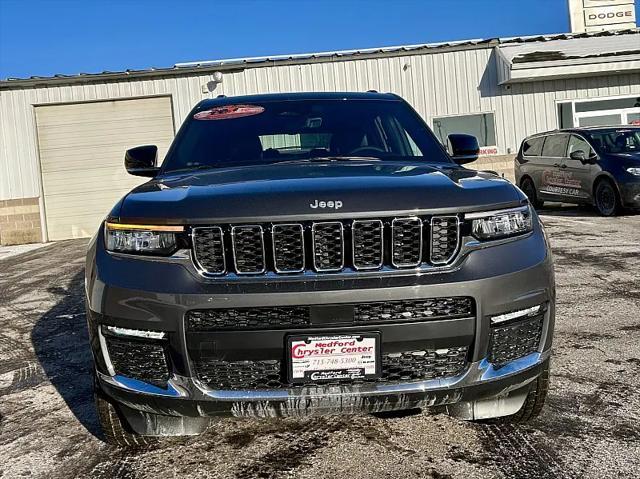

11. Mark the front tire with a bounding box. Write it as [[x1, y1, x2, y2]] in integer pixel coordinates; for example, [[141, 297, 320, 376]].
[[594, 179, 620, 217], [486, 363, 550, 424], [95, 393, 156, 448], [521, 177, 543, 209]]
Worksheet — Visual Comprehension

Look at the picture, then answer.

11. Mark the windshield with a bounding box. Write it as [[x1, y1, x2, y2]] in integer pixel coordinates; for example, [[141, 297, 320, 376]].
[[161, 99, 450, 173], [587, 129, 640, 155]]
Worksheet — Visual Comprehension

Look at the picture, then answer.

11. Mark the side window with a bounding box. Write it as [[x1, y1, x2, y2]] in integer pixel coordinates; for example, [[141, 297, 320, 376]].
[[541, 134, 569, 157], [522, 137, 544, 156], [567, 135, 594, 157]]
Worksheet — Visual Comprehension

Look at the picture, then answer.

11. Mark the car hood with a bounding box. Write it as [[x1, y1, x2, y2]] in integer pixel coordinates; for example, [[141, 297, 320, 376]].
[[116, 161, 524, 223]]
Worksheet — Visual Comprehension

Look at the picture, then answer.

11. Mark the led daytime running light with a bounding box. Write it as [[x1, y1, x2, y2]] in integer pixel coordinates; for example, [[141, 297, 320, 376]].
[[491, 305, 542, 325], [105, 326, 166, 340]]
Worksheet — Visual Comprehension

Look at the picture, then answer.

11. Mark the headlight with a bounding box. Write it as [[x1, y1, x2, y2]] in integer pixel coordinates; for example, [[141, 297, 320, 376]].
[[627, 167, 640, 176], [466, 205, 533, 241], [105, 222, 182, 255]]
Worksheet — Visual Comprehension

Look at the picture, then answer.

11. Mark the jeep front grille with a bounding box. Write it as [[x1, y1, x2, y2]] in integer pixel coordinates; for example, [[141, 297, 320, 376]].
[[194, 346, 469, 390], [191, 215, 462, 277], [185, 297, 474, 331]]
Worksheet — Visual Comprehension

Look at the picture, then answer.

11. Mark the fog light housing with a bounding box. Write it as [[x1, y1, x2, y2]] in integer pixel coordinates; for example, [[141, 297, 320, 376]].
[[488, 304, 546, 367]]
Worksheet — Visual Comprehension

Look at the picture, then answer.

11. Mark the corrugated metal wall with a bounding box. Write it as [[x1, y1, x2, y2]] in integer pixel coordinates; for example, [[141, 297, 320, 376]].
[[1, 46, 639, 200]]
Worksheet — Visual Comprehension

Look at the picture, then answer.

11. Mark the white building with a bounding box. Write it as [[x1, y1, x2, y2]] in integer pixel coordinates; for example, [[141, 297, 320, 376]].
[[0, 28, 639, 245]]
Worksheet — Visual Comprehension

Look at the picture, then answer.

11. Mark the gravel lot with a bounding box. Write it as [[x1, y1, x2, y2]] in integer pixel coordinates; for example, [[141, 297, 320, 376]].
[[1, 205, 638, 479]]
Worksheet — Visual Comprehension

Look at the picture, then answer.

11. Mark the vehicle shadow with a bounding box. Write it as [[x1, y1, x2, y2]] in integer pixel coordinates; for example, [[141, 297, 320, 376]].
[[30, 269, 102, 439]]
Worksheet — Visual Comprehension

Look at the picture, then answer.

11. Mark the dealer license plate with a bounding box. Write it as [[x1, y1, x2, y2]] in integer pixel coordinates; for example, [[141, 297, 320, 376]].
[[287, 334, 380, 384]]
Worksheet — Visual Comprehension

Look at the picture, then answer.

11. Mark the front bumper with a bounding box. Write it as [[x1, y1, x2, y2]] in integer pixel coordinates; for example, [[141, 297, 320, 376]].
[[619, 179, 640, 208], [99, 352, 550, 419], [86, 218, 555, 422]]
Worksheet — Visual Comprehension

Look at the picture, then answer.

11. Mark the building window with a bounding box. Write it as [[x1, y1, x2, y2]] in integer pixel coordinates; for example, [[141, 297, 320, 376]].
[[432, 113, 497, 153], [558, 103, 574, 128], [557, 95, 640, 129]]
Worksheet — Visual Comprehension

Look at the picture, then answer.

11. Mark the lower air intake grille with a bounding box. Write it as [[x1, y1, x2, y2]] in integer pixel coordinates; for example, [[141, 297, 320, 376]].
[[186, 297, 474, 331], [354, 297, 474, 323], [195, 359, 283, 390], [382, 347, 468, 382], [105, 336, 169, 388], [194, 346, 469, 390], [488, 316, 543, 367], [187, 307, 311, 331]]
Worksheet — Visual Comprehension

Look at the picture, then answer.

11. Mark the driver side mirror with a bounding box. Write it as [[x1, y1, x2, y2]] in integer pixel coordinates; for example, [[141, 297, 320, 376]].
[[569, 150, 597, 165], [125, 145, 160, 177], [447, 134, 480, 165]]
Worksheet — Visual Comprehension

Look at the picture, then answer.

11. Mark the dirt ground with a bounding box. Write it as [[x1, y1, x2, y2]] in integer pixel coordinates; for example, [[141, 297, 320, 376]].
[[1, 205, 638, 479]]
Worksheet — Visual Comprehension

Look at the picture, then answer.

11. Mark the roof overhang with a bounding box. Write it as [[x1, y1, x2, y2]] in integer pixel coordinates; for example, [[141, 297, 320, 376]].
[[495, 30, 640, 84]]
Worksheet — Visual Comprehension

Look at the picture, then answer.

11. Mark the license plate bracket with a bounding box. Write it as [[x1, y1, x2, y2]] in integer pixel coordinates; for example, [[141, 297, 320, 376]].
[[287, 333, 381, 384]]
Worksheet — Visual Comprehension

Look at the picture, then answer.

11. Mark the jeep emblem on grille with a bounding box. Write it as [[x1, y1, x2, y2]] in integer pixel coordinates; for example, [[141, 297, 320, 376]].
[[310, 199, 343, 209]]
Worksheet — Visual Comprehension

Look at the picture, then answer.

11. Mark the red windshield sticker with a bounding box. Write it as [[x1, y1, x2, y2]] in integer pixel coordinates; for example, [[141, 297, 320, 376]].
[[193, 104, 265, 120]]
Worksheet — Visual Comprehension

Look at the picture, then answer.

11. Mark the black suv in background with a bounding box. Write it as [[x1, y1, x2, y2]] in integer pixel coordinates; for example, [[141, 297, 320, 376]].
[[515, 127, 640, 216], [86, 92, 555, 446]]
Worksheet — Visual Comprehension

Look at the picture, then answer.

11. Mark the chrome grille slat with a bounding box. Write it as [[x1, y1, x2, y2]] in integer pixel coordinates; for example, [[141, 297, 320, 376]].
[[430, 216, 460, 265], [272, 223, 305, 273], [312, 222, 344, 272], [391, 217, 422, 268], [192, 226, 226, 275], [231, 225, 266, 274], [352, 220, 384, 270]]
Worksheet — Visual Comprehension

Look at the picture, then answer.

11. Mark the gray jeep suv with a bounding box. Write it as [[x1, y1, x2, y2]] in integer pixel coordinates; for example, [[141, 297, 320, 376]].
[[85, 92, 555, 446]]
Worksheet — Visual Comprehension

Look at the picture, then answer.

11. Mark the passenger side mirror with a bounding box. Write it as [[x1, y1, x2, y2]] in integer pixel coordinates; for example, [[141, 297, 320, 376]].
[[447, 134, 480, 165], [570, 150, 597, 165], [125, 145, 160, 177]]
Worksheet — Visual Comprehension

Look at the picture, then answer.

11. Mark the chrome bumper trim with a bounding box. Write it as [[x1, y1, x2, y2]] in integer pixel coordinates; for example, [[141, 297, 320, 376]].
[[97, 350, 550, 401], [97, 372, 188, 398]]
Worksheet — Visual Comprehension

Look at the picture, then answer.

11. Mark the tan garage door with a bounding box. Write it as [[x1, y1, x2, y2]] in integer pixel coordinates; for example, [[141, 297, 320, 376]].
[[36, 96, 174, 241]]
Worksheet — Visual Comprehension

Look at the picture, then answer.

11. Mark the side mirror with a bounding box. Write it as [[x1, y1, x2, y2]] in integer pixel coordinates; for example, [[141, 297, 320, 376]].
[[570, 150, 597, 164], [125, 145, 160, 177], [569, 150, 586, 161], [448, 134, 480, 165]]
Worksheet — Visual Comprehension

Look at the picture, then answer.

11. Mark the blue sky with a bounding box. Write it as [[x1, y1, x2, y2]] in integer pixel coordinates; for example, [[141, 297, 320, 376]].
[[0, 0, 635, 80]]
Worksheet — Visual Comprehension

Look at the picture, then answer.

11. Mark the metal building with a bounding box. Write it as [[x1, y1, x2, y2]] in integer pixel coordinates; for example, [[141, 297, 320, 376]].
[[0, 29, 639, 245]]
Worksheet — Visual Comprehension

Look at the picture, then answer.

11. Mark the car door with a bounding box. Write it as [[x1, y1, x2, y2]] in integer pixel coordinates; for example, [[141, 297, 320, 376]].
[[562, 134, 598, 203], [537, 133, 570, 202]]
